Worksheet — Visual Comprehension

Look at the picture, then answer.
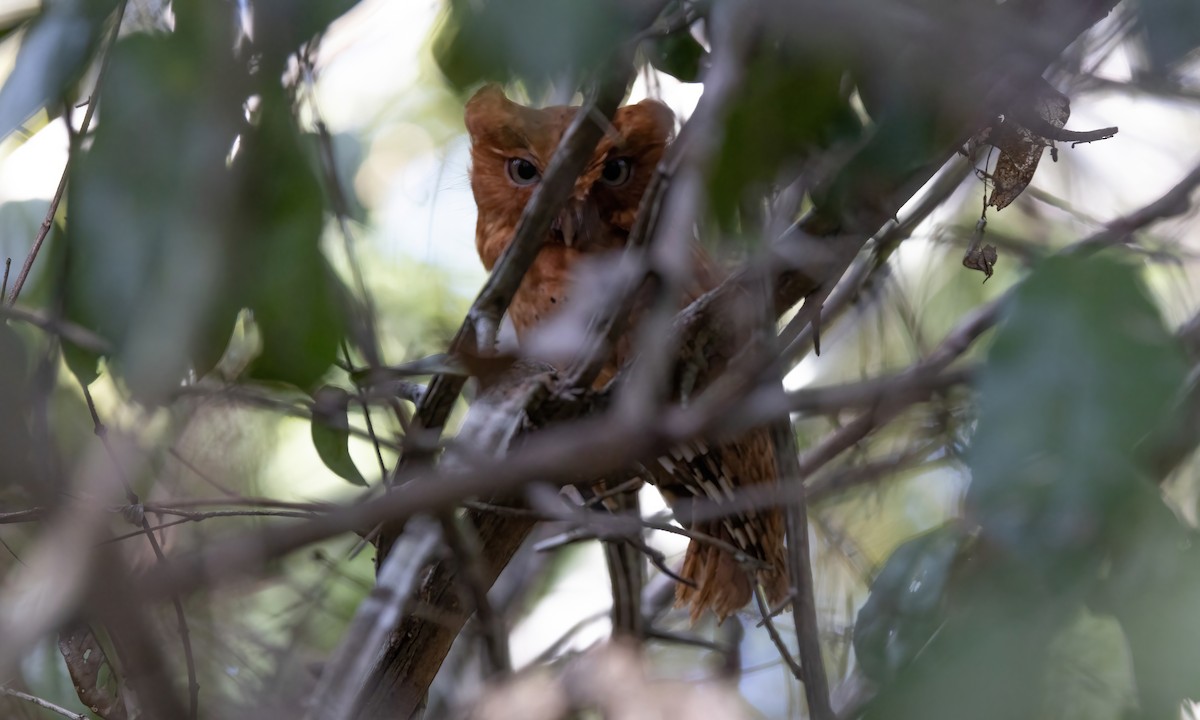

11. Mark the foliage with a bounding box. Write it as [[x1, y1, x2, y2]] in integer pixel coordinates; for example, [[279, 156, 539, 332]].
[[0, 0, 1199, 719]]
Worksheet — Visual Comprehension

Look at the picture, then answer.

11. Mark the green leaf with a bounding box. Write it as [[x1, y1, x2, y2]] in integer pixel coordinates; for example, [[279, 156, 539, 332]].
[[859, 535, 1074, 720], [966, 254, 1188, 585], [302, 130, 368, 224], [0, 0, 119, 142], [0, 323, 37, 494], [1136, 0, 1200, 73], [62, 339, 101, 387], [310, 385, 366, 486], [236, 93, 345, 390], [433, 0, 639, 90], [65, 33, 245, 403], [709, 49, 859, 227], [647, 30, 706, 83], [854, 523, 965, 684], [1097, 496, 1200, 716]]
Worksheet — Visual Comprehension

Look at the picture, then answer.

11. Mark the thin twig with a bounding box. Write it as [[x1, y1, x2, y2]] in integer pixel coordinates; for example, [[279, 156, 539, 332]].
[[1078, 160, 1200, 248], [82, 386, 200, 720], [7, 0, 128, 305], [0, 304, 113, 353], [752, 583, 804, 679], [0, 687, 88, 720], [439, 513, 512, 675], [100, 509, 317, 544]]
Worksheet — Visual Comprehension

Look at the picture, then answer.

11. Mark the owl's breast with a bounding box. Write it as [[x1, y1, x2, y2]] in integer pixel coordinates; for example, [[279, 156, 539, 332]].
[[507, 244, 579, 339]]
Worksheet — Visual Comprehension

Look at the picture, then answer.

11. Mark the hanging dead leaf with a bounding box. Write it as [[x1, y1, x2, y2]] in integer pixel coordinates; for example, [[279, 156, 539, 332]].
[[963, 243, 999, 280], [983, 81, 1071, 210]]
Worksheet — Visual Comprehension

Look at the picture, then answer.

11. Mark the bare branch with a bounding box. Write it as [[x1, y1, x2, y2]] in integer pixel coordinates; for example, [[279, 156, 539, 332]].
[[771, 420, 833, 719], [303, 519, 440, 720], [1, 687, 88, 720]]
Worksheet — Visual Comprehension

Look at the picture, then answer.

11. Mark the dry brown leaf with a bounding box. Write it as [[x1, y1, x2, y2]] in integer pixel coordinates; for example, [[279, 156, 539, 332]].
[[59, 624, 128, 720], [963, 243, 999, 280], [984, 82, 1071, 210]]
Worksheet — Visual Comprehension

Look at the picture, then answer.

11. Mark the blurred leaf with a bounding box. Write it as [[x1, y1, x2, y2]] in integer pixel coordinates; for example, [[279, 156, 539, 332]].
[[304, 129, 368, 224], [1040, 610, 1135, 720], [1096, 495, 1200, 716], [966, 255, 1187, 586], [62, 335, 101, 387], [237, 94, 346, 389], [710, 50, 859, 227], [0, 323, 37, 494], [311, 385, 366, 486], [433, 0, 640, 89], [65, 32, 245, 403], [647, 29, 707, 83], [1136, 0, 1200, 73], [0, 0, 119, 142], [251, 0, 363, 66], [854, 523, 965, 684], [861, 577, 1062, 720], [861, 537, 1079, 720]]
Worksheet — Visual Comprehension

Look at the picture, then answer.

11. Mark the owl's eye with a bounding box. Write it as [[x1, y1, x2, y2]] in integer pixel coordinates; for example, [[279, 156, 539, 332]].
[[600, 157, 632, 186], [506, 158, 540, 186]]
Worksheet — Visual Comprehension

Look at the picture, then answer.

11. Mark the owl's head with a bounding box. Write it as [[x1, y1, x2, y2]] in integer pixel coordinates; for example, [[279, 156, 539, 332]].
[[465, 84, 674, 258]]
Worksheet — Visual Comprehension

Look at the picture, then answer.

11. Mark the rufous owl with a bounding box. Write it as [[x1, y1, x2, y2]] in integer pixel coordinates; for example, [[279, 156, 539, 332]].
[[465, 85, 788, 621]]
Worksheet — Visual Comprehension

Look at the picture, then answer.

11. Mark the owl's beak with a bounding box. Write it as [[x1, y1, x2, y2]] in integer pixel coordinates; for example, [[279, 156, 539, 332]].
[[552, 201, 601, 249], [554, 208, 579, 248]]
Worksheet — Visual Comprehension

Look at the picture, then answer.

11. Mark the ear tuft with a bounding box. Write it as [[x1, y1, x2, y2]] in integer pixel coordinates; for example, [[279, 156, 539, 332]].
[[465, 84, 514, 138], [620, 99, 676, 144]]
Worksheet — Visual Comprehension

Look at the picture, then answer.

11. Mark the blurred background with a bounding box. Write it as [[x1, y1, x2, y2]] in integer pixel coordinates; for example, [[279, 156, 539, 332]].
[[1, 0, 1199, 718]]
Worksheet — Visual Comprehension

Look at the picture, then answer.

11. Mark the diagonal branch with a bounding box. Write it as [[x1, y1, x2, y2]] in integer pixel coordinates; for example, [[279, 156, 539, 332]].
[[303, 520, 441, 720]]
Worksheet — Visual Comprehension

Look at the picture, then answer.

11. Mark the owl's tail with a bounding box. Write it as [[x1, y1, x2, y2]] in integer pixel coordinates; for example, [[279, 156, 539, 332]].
[[675, 511, 790, 624], [648, 429, 791, 623]]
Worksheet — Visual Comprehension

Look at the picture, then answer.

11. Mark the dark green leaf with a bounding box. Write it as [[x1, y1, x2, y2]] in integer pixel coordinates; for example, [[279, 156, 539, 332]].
[[709, 50, 859, 227], [0, 0, 119, 142], [62, 338, 101, 387], [859, 528, 1077, 720], [310, 385, 366, 486], [237, 94, 345, 389], [967, 254, 1187, 585], [854, 523, 965, 684], [433, 0, 639, 90], [1136, 0, 1200, 73], [303, 130, 368, 224], [0, 323, 37, 495], [1097, 495, 1200, 716], [65, 33, 245, 403], [647, 30, 706, 83]]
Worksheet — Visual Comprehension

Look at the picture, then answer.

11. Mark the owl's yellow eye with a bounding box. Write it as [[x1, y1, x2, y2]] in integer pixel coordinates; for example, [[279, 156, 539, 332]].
[[506, 158, 540, 186], [600, 157, 632, 186]]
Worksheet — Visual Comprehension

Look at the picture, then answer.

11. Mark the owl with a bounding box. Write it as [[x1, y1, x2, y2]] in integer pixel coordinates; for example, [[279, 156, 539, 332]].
[[465, 85, 789, 621]]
